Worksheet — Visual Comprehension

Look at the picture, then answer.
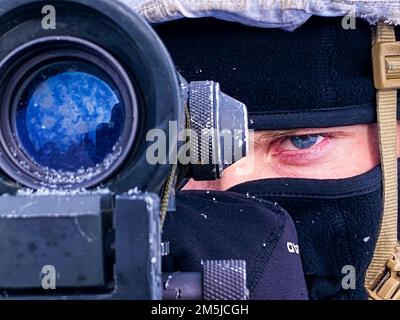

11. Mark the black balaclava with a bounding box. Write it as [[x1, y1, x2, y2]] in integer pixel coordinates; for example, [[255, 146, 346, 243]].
[[156, 16, 400, 130], [229, 166, 384, 300], [155, 17, 400, 299]]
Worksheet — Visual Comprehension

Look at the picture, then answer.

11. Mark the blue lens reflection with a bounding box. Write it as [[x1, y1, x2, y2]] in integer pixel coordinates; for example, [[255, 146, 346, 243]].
[[16, 70, 124, 171]]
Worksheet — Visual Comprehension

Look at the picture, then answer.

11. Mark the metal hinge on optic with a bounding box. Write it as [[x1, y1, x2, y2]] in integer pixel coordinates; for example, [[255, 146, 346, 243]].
[[188, 81, 248, 181]]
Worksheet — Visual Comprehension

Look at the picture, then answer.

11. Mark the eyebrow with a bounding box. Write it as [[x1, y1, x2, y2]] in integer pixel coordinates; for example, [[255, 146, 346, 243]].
[[254, 129, 298, 143], [254, 128, 336, 144]]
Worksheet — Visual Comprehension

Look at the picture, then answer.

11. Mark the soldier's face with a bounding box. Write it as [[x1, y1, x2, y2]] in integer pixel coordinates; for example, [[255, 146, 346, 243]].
[[184, 124, 400, 191]]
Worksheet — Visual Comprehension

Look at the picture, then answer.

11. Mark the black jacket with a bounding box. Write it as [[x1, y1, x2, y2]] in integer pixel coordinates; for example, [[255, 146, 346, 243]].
[[162, 190, 309, 300]]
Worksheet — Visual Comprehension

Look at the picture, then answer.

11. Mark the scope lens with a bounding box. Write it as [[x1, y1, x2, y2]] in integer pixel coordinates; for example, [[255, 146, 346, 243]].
[[15, 62, 125, 172]]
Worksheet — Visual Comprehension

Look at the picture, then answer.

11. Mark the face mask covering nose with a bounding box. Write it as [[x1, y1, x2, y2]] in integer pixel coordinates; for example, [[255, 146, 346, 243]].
[[229, 164, 384, 300]]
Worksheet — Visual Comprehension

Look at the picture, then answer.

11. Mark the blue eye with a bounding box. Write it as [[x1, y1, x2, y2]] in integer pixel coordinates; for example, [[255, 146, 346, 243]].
[[290, 134, 320, 149]]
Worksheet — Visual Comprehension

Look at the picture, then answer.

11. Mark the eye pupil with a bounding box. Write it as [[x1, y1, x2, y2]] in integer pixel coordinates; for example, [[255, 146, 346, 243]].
[[290, 134, 319, 149]]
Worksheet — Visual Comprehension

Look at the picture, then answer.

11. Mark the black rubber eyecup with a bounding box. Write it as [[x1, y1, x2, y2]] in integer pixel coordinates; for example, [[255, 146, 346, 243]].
[[0, 0, 181, 193], [0, 36, 138, 189]]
